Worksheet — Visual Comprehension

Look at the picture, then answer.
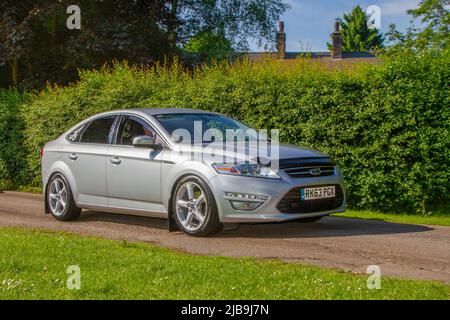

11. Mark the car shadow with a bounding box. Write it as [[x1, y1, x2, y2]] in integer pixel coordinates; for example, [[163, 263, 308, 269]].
[[76, 211, 433, 239], [77, 210, 167, 230], [215, 216, 433, 239]]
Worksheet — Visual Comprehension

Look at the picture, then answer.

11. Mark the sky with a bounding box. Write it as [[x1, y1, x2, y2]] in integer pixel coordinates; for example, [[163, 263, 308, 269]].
[[249, 0, 422, 52]]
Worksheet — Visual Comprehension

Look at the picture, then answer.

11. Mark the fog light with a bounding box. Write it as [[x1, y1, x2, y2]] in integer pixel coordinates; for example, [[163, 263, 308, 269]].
[[229, 200, 262, 211], [225, 192, 269, 201], [225, 192, 268, 211]]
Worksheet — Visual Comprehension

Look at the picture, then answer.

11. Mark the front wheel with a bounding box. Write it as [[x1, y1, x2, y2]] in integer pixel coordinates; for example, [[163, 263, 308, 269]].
[[172, 176, 222, 236], [46, 173, 81, 221]]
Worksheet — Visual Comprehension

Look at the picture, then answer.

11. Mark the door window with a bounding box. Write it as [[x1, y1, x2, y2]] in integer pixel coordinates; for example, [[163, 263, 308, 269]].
[[67, 125, 86, 142], [116, 116, 157, 145], [79, 116, 115, 144]]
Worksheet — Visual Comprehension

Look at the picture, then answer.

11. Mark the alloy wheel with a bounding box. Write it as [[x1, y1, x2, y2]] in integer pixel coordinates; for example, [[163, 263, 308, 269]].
[[175, 182, 208, 231], [48, 177, 67, 216]]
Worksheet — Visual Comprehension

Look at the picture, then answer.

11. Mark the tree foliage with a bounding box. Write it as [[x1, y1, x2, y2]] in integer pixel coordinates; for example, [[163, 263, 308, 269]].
[[327, 5, 384, 52], [0, 0, 289, 89], [386, 0, 449, 51], [163, 0, 289, 52], [0, 0, 169, 89], [184, 31, 234, 62]]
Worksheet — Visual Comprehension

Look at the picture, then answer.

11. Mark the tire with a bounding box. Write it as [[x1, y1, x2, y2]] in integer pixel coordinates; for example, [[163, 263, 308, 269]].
[[299, 216, 324, 223], [172, 175, 222, 236], [46, 173, 81, 221]]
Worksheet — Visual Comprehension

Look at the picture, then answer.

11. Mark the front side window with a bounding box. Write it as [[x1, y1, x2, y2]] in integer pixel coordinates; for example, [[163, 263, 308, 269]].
[[116, 116, 157, 145], [79, 116, 115, 144]]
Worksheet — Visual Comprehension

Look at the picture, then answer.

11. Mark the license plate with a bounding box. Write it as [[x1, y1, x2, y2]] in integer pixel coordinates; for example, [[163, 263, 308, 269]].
[[300, 186, 335, 201]]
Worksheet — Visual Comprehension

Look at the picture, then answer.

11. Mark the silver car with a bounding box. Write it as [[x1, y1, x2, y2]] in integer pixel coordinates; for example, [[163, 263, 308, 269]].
[[41, 108, 345, 236]]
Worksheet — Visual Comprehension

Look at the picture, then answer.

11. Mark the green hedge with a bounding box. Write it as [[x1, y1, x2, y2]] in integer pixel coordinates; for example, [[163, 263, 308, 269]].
[[8, 50, 450, 214], [0, 90, 29, 190]]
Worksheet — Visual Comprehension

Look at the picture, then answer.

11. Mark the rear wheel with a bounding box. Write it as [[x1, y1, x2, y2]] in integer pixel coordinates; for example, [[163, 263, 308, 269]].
[[46, 174, 81, 221], [172, 176, 222, 236]]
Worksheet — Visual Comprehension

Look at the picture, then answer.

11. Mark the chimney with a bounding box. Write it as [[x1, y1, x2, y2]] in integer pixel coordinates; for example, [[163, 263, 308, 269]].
[[332, 19, 342, 60], [276, 21, 286, 59]]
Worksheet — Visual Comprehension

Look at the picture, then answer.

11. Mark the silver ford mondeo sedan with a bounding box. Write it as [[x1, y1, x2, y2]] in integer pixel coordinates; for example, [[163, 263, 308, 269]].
[[41, 108, 345, 236]]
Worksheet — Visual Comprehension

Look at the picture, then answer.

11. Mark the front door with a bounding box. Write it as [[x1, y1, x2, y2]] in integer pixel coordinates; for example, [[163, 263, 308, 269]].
[[106, 115, 164, 214]]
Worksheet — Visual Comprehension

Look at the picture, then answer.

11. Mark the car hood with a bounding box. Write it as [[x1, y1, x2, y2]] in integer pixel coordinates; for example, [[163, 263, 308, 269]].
[[176, 142, 328, 164]]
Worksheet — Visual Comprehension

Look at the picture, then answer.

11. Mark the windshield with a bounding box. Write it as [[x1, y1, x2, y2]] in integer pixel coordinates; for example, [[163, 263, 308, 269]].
[[154, 113, 261, 143]]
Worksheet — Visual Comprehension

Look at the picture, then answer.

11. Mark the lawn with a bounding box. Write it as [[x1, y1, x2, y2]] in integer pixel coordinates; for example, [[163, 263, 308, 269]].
[[337, 210, 450, 227], [0, 227, 448, 300]]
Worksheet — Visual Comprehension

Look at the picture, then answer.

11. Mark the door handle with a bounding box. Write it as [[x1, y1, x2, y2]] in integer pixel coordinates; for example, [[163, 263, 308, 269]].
[[69, 153, 78, 160], [110, 156, 121, 165]]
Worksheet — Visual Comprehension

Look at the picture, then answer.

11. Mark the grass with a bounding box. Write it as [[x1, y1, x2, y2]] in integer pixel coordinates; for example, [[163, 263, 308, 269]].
[[337, 210, 450, 227], [0, 227, 448, 300], [14, 185, 42, 193], [0, 183, 41, 194]]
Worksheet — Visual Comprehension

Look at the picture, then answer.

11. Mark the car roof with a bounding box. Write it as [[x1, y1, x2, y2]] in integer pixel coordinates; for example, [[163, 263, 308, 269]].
[[132, 108, 220, 116]]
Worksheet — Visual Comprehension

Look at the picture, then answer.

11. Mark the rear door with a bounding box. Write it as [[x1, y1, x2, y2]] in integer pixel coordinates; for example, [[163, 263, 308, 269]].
[[62, 115, 116, 206], [106, 115, 164, 214]]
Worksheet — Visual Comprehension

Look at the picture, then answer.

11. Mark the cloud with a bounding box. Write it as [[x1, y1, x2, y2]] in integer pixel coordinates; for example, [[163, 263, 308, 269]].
[[381, 0, 420, 16]]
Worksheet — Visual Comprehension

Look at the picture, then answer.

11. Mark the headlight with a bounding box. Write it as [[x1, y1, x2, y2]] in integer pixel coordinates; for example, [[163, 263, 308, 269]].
[[212, 163, 281, 179]]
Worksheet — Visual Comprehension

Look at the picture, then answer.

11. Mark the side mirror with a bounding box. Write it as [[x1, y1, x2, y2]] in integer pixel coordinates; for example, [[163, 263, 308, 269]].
[[132, 135, 157, 148]]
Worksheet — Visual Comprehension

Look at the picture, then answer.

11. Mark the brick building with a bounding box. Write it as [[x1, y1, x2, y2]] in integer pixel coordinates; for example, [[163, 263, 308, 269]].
[[246, 20, 379, 67]]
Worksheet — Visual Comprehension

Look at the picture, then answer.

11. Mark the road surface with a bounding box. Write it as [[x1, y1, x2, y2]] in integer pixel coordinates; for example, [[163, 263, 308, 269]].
[[0, 191, 449, 284]]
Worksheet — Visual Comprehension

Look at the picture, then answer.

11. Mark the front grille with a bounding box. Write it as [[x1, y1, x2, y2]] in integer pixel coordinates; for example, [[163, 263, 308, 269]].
[[279, 157, 336, 179], [277, 184, 344, 214], [284, 166, 335, 178]]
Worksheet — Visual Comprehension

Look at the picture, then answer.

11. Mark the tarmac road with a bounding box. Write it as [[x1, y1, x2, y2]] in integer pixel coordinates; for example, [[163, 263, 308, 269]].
[[0, 191, 449, 284]]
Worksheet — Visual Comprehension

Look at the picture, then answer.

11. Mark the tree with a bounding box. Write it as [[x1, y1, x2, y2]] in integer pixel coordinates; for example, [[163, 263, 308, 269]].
[[386, 0, 449, 51], [0, 0, 169, 88], [327, 5, 384, 52], [61, 1, 169, 70], [0, 0, 289, 88], [0, 2, 57, 87], [184, 31, 234, 62], [161, 0, 289, 55]]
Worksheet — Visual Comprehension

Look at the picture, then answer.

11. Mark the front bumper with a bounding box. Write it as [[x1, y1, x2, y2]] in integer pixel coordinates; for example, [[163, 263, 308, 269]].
[[209, 170, 346, 223]]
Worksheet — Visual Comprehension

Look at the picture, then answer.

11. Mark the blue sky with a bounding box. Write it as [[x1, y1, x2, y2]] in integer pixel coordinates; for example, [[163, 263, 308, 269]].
[[250, 0, 421, 52]]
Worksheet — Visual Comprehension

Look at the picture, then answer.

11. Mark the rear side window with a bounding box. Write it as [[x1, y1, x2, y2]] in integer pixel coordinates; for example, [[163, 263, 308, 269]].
[[67, 125, 85, 142], [79, 116, 115, 144]]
